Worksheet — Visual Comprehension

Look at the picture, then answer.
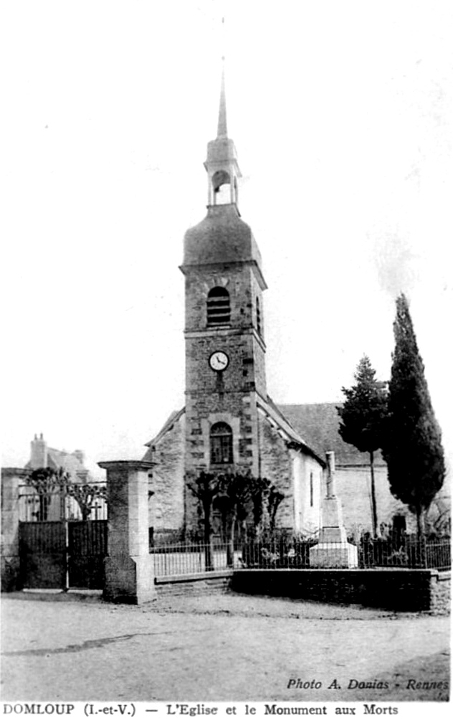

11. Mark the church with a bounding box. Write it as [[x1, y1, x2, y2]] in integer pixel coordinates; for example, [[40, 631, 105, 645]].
[[141, 66, 449, 541], [142, 66, 325, 538]]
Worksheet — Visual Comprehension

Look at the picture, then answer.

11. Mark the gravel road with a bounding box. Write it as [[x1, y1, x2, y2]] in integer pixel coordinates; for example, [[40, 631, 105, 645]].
[[1, 592, 450, 702]]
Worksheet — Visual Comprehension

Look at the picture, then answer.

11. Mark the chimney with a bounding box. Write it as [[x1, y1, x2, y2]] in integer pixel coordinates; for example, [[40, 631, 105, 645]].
[[30, 434, 48, 469]]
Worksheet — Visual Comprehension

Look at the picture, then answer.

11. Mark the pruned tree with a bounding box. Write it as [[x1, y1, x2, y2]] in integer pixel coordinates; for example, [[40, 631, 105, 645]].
[[66, 483, 108, 520], [26, 467, 70, 520], [188, 469, 286, 567], [337, 355, 388, 537], [27, 467, 107, 521], [186, 471, 221, 570], [219, 473, 285, 545], [382, 294, 446, 536], [216, 471, 254, 566]]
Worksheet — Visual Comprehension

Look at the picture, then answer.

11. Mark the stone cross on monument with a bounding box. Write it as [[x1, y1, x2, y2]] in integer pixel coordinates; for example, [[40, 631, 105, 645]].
[[309, 451, 358, 568], [325, 450, 335, 498]]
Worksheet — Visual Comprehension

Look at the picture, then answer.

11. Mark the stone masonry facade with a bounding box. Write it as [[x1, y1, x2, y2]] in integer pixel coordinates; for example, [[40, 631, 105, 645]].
[[147, 415, 185, 533]]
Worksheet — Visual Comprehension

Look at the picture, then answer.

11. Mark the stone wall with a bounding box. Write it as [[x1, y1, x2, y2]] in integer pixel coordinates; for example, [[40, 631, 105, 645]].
[[335, 465, 417, 535], [184, 260, 268, 486], [184, 263, 267, 398], [153, 407, 326, 534], [259, 416, 293, 526], [258, 419, 322, 534], [154, 569, 450, 612], [231, 569, 446, 612], [430, 571, 451, 614], [1, 468, 29, 592], [149, 415, 185, 532], [155, 573, 232, 598]]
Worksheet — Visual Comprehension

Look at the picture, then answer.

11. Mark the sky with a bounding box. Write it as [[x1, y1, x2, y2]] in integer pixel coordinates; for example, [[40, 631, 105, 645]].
[[2, 0, 452, 481]]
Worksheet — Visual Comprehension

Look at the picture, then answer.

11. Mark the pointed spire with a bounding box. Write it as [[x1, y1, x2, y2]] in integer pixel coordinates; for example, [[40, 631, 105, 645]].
[[204, 23, 241, 208], [217, 56, 228, 138]]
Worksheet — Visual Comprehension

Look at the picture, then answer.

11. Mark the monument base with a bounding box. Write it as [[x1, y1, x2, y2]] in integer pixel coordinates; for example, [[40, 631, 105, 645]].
[[309, 542, 358, 569]]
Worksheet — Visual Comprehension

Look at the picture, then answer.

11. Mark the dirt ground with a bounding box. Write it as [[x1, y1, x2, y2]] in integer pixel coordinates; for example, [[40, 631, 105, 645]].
[[0, 591, 450, 703]]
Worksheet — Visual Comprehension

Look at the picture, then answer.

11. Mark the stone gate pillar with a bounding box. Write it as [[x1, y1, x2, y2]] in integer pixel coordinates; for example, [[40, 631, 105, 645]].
[[1, 468, 29, 591], [98, 460, 156, 604]]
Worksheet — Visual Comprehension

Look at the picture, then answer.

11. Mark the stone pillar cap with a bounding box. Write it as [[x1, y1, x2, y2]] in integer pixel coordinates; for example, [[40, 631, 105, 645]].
[[98, 460, 155, 471], [1, 468, 31, 479]]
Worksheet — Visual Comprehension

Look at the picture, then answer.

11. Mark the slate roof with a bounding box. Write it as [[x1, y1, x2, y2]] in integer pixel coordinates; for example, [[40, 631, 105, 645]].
[[45, 448, 89, 478], [278, 403, 386, 467], [258, 395, 325, 466], [144, 408, 186, 451], [182, 204, 264, 284]]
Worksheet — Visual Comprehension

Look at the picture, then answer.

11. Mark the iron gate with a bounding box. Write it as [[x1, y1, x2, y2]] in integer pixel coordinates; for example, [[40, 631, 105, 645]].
[[19, 520, 108, 590], [19, 521, 66, 589], [68, 520, 108, 588], [19, 483, 108, 590]]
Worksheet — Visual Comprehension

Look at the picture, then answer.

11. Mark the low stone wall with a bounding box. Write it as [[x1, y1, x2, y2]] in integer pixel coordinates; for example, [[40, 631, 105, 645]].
[[231, 568, 450, 612], [155, 571, 232, 598], [154, 569, 450, 610], [430, 570, 451, 614]]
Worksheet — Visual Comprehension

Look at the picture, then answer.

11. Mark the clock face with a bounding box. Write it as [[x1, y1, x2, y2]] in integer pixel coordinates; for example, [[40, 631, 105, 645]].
[[209, 350, 229, 372]]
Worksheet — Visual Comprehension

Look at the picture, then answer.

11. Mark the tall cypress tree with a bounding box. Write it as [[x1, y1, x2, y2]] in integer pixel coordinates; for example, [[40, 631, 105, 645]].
[[337, 356, 388, 537], [382, 294, 445, 536]]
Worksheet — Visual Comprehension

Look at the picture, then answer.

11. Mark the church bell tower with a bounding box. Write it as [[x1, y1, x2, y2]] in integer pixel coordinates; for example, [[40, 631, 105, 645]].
[[180, 62, 268, 482]]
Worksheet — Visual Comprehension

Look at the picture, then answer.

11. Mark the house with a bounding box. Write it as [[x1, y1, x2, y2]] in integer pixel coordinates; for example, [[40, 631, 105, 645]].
[[22, 434, 102, 521], [26, 433, 90, 481]]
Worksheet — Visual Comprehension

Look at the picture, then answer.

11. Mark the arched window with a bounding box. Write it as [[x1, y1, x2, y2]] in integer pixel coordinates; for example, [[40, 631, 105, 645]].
[[256, 296, 262, 336], [207, 287, 230, 326], [212, 170, 231, 205], [210, 422, 233, 465]]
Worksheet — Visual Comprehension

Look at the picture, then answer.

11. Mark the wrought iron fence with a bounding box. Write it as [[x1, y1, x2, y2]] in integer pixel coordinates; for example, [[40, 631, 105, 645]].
[[151, 541, 240, 577], [358, 536, 451, 569], [425, 541, 451, 570], [238, 536, 451, 571], [19, 483, 108, 522], [240, 538, 317, 569], [150, 535, 450, 577]]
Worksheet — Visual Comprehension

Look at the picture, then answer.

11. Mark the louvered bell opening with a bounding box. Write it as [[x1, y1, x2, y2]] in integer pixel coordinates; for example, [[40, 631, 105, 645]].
[[207, 288, 231, 326]]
